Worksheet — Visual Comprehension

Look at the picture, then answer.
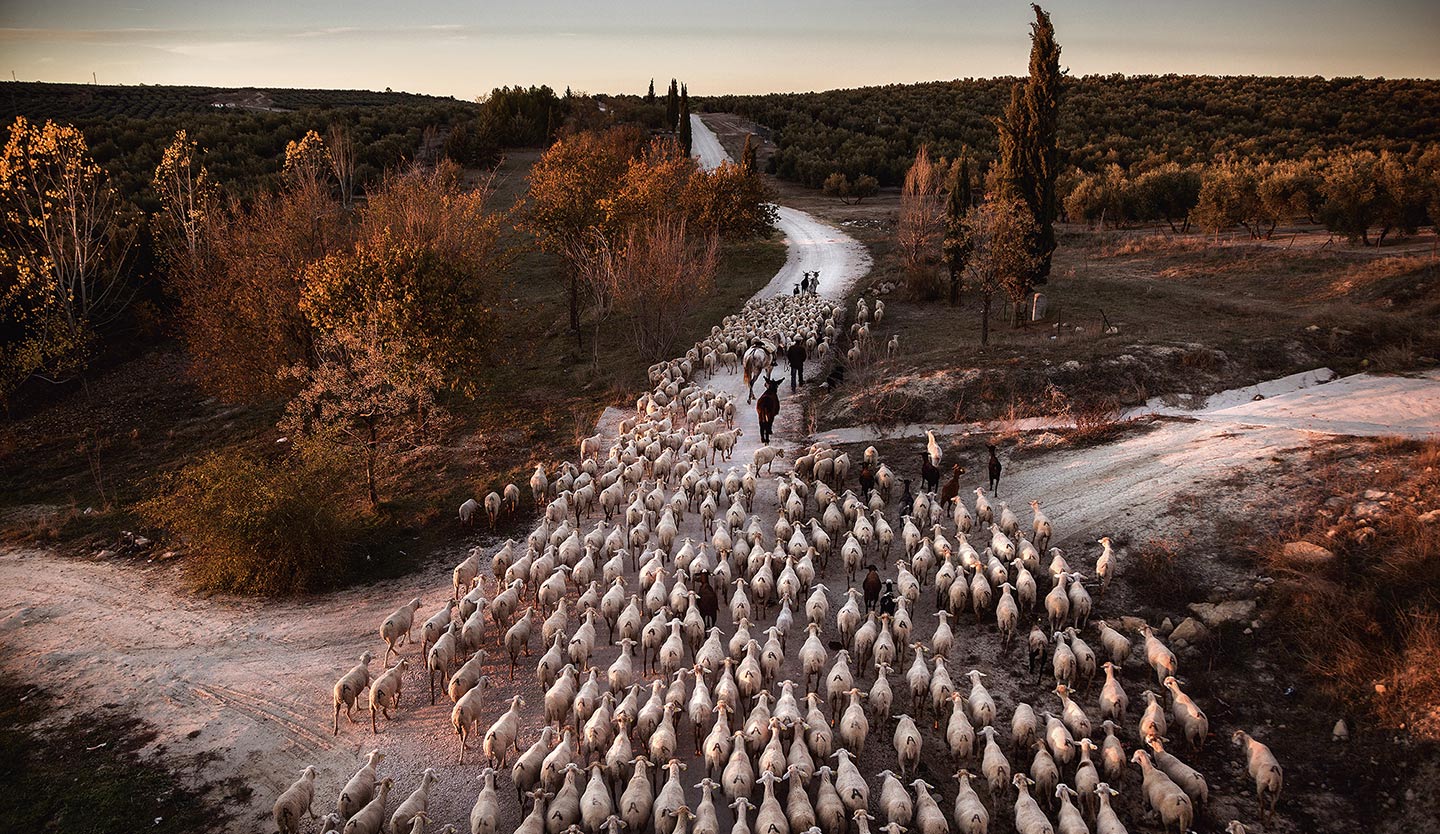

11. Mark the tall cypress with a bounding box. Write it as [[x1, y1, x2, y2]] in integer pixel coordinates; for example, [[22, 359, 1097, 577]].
[[646, 78, 656, 105], [740, 134, 757, 174], [678, 84, 693, 155], [665, 79, 679, 131], [992, 3, 1062, 318], [942, 151, 974, 306], [1023, 3, 1062, 284]]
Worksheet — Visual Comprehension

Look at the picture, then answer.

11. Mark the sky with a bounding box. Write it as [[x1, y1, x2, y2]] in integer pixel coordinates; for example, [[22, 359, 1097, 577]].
[[1, 1, 1437, 99]]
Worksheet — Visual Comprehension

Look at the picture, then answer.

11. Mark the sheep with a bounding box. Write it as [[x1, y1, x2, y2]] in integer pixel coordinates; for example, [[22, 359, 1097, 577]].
[[1140, 623, 1178, 685], [512, 726, 555, 805], [833, 748, 870, 816], [548, 762, 585, 834], [1055, 785, 1087, 834], [370, 659, 408, 733], [893, 713, 923, 779], [469, 768, 500, 834], [1132, 750, 1193, 834], [504, 609, 534, 679], [1139, 690, 1168, 742], [504, 482, 520, 514], [381, 599, 422, 662], [951, 770, 989, 834], [390, 769, 436, 834], [421, 599, 457, 657], [1012, 774, 1056, 834], [451, 677, 491, 763], [581, 762, 616, 834], [1163, 676, 1209, 750], [1233, 730, 1284, 825], [338, 750, 385, 821], [483, 695, 525, 768], [1095, 537, 1116, 594], [1093, 784, 1127, 834], [341, 777, 392, 834], [333, 651, 375, 735], [1146, 736, 1209, 807], [427, 622, 461, 705], [1100, 720, 1127, 783], [910, 779, 949, 834], [1099, 661, 1129, 723], [979, 726, 1011, 797], [1095, 620, 1132, 666], [460, 498, 480, 526], [273, 765, 318, 834]]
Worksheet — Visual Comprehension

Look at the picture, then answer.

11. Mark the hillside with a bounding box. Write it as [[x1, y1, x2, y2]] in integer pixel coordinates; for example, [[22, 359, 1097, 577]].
[[701, 75, 1440, 185]]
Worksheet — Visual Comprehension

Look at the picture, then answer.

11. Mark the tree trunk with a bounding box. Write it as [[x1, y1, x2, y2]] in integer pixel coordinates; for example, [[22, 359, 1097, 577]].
[[569, 270, 582, 349], [948, 266, 961, 307], [366, 422, 379, 509], [981, 293, 992, 346]]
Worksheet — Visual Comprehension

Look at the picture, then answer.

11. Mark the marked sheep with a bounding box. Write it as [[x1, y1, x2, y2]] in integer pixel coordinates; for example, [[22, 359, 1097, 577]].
[[369, 659, 407, 734], [332, 652, 375, 736], [381, 599, 422, 662], [341, 777, 392, 834], [391, 769, 436, 834], [273, 765, 318, 834], [337, 750, 384, 821]]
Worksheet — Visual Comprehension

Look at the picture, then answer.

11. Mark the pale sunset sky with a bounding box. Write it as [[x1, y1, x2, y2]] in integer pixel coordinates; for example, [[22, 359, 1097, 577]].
[[2, 1, 1437, 98]]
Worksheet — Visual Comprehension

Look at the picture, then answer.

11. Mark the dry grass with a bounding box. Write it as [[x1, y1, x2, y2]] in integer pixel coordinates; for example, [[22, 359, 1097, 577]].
[[1259, 438, 1440, 739], [1131, 534, 1202, 609]]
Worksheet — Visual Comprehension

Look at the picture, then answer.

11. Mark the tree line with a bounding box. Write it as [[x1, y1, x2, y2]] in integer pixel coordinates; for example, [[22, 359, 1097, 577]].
[[1063, 148, 1440, 244], [701, 75, 1440, 188]]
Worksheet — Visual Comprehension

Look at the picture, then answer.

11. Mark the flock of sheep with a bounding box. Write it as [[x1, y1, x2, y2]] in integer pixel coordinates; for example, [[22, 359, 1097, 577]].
[[274, 292, 1285, 834]]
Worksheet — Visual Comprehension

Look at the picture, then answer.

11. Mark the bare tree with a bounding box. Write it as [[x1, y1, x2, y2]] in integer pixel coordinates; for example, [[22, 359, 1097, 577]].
[[897, 145, 947, 298], [326, 123, 357, 210]]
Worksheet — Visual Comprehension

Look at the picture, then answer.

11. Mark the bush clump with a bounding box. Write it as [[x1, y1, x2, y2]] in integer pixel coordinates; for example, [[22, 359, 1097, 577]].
[[141, 440, 365, 595]]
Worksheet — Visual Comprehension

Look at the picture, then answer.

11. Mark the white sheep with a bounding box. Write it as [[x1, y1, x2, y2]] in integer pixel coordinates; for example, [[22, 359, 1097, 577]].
[[1011, 773, 1055, 834], [391, 769, 437, 834], [273, 765, 318, 834], [484, 491, 502, 528], [452, 676, 490, 763], [1233, 729, 1283, 825], [381, 599, 422, 662], [459, 498, 480, 526], [338, 750, 385, 821], [341, 777, 392, 834], [369, 659, 407, 734], [332, 651, 374, 736], [1132, 749, 1193, 833], [1163, 676, 1209, 750], [471, 767, 500, 834]]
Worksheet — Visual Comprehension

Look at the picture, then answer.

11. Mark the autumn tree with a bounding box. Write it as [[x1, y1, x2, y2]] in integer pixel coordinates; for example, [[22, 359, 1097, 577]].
[[685, 161, 777, 239], [0, 117, 135, 399], [591, 216, 719, 361], [327, 123, 357, 210], [897, 145, 947, 299], [169, 131, 349, 401], [942, 152, 974, 306], [152, 130, 219, 270], [1193, 159, 1266, 238], [524, 126, 642, 345], [601, 138, 697, 233], [959, 197, 1040, 346], [281, 314, 445, 509]]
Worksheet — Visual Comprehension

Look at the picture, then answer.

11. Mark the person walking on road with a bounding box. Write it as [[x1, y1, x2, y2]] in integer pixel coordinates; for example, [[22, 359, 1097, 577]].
[[786, 338, 807, 392]]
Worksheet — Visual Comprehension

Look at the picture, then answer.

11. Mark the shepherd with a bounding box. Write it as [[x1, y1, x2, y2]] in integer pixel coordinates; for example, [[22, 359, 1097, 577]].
[[756, 376, 782, 444], [786, 338, 807, 393]]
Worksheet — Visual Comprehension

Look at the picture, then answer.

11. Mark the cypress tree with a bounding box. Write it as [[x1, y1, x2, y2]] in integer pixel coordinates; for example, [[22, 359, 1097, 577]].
[[1023, 3, 1062, 284], [665, 79, 679, 131], [942, 151, 974, 306], [646, 78, 656, 105], [740, 134, 757, 174], [678, 84, 693, 155], [992, 4, 1062, 322]]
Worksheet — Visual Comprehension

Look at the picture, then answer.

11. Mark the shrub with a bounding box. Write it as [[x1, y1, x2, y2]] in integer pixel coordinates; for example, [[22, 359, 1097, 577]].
[[1132, 535, 1200, 609], [140, 440, 365, 595]]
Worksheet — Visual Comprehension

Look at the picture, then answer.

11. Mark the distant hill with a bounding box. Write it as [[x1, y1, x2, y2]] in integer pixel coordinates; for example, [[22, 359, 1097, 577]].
[[0, 82, 481, 207], [700, 75, 1440, 187], [1, 81, 462, 123]]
